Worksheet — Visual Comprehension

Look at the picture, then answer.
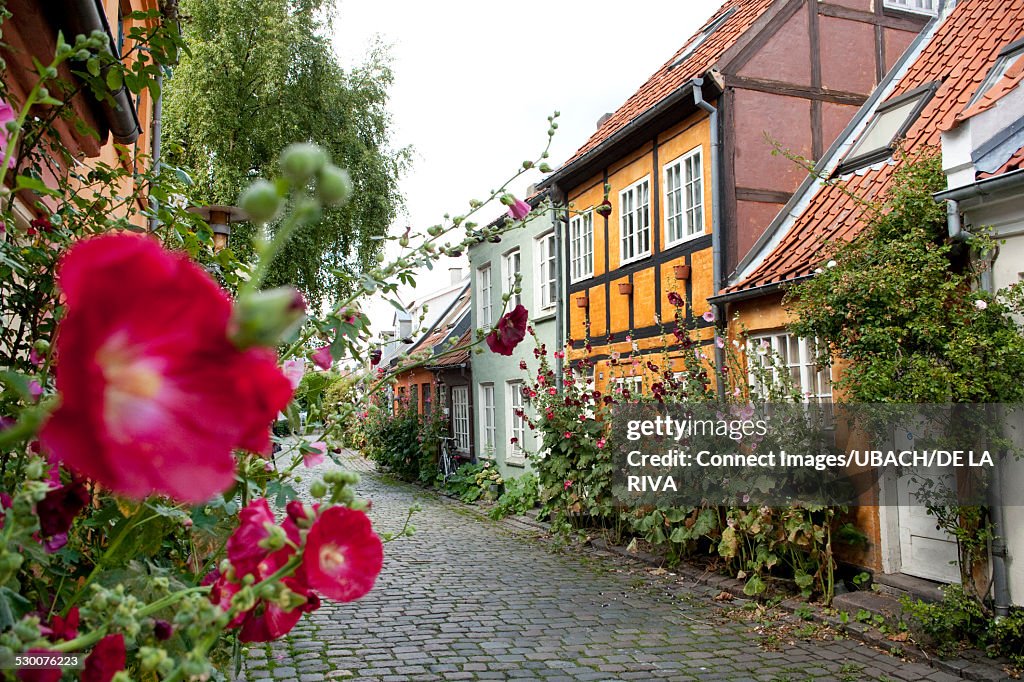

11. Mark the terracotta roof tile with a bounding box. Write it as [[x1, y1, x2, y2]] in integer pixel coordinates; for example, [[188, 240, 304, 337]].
[[427, 331, 472, 368], [560, 0, 776, 169], [731, 0, 1024, 293]]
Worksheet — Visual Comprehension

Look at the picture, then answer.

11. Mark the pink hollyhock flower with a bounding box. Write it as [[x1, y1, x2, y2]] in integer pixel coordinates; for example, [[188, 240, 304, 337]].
[[715, 336, 725, 349], [282, 358, 305, 389], [311, 345, 333, 370], [506, 197, 530, 221], [82, 633, 125, 682], [563, 480, 573, 489], [486, 304, 529, 356], [206, 571, 246, 628], [227, 498, 277, 576], [40, 235, 293, 503], [553, 350, 564, 360], [303, 506, 383, 602], [547, 387, 556, 396], [303, 441, 327, 468], [667, 291, 684, 307], [974, 299, 988, 310], [29, 348, 43, 367], [0, 100, 16, 170], [702, 309, 715, 323], [27, 380, 42, 399], [596, 438, 606, 449], [563, 431, 572, 439]]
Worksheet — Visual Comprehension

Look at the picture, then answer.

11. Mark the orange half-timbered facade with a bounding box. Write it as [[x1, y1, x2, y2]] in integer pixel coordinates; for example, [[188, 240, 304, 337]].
[[543, 0, 927, 393]]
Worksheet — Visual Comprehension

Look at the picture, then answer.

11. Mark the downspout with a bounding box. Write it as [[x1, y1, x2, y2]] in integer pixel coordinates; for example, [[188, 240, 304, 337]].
[[148, 71, 163, 232], [63, 0, 141, 144], [946, 198, 1009, 618], [692, 78, 725, 398], [552, 192, 566, 389]]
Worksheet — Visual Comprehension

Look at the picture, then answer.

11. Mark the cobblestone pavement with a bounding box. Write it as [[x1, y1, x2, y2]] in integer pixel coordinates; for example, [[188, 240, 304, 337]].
[[240, 450, 965, 682]]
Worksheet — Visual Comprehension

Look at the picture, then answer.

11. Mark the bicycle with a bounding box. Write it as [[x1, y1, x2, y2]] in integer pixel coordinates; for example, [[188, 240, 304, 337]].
[[438, 436, 461, 482]]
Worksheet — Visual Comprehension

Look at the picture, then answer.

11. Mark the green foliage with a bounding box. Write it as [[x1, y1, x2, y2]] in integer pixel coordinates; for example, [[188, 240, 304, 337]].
[[902, 586, 1024, 665], [786, 148, 1024, 404], [489, 472, 539, 519], [445, 462, 503, 503], [361, 403, 424, 482], [162, 0, 410, 306]]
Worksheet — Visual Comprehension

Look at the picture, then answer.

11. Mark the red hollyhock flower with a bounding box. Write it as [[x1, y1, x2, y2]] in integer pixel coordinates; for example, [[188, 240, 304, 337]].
[[369, 349, 382, 366], [667, 291, 684, 307], [39, 606, 78, 642], [82, 634, 125, 682], [303, 507, 383, 602], [36, 478, 89, 538], [486, 305, 528, 356], [238, 575, 320, 642], [227, 498, 278, 577], [40, 234, 293, 503]]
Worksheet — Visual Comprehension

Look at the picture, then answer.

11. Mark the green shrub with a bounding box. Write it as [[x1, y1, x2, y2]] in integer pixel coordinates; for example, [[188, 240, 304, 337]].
[[445, 462, 503, 503], [490, 472, 539, 519], [901, 584, 987, 658]]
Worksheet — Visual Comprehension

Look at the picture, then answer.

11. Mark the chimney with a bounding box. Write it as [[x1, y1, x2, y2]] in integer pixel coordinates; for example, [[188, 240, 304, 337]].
[[596, 112, 612, 129], [398, 318, 412, 340], [526, 183, 537, 198], [449, 267, 463, 285]]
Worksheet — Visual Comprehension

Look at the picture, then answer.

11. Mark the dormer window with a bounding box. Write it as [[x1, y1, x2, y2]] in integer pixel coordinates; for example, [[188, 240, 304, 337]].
[[669, 7, 737, 69], [835, 84, 936, 175], [883, 0, 938, 16], [967, 37, 1024, 108]]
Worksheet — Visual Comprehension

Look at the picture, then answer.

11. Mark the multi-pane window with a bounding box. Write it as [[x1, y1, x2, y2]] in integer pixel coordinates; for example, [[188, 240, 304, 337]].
[[570, 211, 594, 282], [747, 332, 832, 403], [968, 39, 1024, 108], [537, 232, 557, 311], [507, 381, 525, 461], [410, 384, 419, 412], [620, 177, 651, 264], [615, 375, 644, 397], [422, 383, 431, 416], [665, 148, 703, 245], [882, 0, 937, 15], [838, 86, 933, 173], [451, 386, 470, 453], [479, 384, 496, 455], [477, 265, 492, 328], [502, 249, 521, 308]]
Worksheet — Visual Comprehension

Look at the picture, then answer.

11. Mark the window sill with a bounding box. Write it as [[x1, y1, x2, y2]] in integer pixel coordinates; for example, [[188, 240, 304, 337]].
[[532, 311, 556, 324], [619, 252, 652, 267], [505, 459, 526, 469], [664, 231, 706, 249]]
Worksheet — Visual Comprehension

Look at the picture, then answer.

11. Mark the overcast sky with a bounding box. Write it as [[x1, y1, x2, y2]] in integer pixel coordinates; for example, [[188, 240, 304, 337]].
[[330, 1, 724, 331]]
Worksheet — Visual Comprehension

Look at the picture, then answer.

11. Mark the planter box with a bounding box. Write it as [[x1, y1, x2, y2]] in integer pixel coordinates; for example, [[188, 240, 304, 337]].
[[576, 295, 589, 308], [618, 282, 633, 295], [673, 264, 691, 280]]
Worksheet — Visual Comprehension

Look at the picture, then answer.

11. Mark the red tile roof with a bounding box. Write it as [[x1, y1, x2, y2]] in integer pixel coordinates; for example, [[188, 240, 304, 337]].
[[427, 331, 472, 368], [953, 56, 1024, 125], [730, 0, 1024, 293], [560, 0, 776, 170]]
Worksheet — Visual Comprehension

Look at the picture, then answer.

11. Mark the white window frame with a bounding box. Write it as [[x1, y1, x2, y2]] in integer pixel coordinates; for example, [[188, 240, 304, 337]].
[[506, 380, 526, 463], [747, 332, 832, 404], [502, 249, 521, 309], [615, 375, 644, 397], [477, 265, 493, 328], [664, 147, 704, 246], [536, 231, 557, 312], [882, 0, 937, 16], [479, 383, 496, 456], [968, 39, 1024, 108], [569, 211, 594, 283], [619, 176, 651, 265], [451, 385, 470, 454]]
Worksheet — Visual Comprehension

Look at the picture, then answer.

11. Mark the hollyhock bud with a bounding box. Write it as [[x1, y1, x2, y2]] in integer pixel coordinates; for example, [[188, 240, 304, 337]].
[[506, 198, 531, 221], [303, 507, 383, 602], [238, 179, 282, 224], [40, 235, 293, 503], [230, 286, 307, 349], [311, 346, 333, 370], [595, 199, 612, 218], [153, 620, 173, 641], [280, 143, 328, 185], [317, 165, 353, 206], [369, 349, 382, 366]]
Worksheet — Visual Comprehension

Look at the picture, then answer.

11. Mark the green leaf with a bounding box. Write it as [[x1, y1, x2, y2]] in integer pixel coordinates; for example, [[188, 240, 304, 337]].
[[86, 57, 100, 77], [15, 175, 57, 196], [743, 574, 766, 596], [106, 68, 124, 92]]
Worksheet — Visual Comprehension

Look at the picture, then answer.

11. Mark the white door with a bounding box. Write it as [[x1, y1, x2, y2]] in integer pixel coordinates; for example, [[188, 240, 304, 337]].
[[451, 386, 470, 454], [893, 424, 961, 583]]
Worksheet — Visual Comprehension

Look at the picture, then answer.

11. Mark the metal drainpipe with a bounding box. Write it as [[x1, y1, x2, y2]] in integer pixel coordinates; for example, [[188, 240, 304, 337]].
[[946, 198, 1010, 618], [553, 196, 565, 390], [692, 79, 726, 398], [148, 71, 163, 232]]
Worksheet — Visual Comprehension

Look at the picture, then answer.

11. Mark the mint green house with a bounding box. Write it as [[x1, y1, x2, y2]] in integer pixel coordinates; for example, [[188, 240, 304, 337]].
[[469, 192, 564, 479]]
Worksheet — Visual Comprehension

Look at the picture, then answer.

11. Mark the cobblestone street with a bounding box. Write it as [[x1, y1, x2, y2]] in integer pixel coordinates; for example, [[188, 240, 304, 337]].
[[240, 451, 967, 682]]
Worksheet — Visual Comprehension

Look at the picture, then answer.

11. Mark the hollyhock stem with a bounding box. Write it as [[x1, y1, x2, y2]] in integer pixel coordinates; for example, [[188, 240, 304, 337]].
[[245, 198, 318, 292], [0, 56, 61, 187]]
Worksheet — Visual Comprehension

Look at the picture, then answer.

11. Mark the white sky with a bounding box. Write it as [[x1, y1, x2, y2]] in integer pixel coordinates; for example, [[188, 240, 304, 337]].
[[330, 1, 724, 331]]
